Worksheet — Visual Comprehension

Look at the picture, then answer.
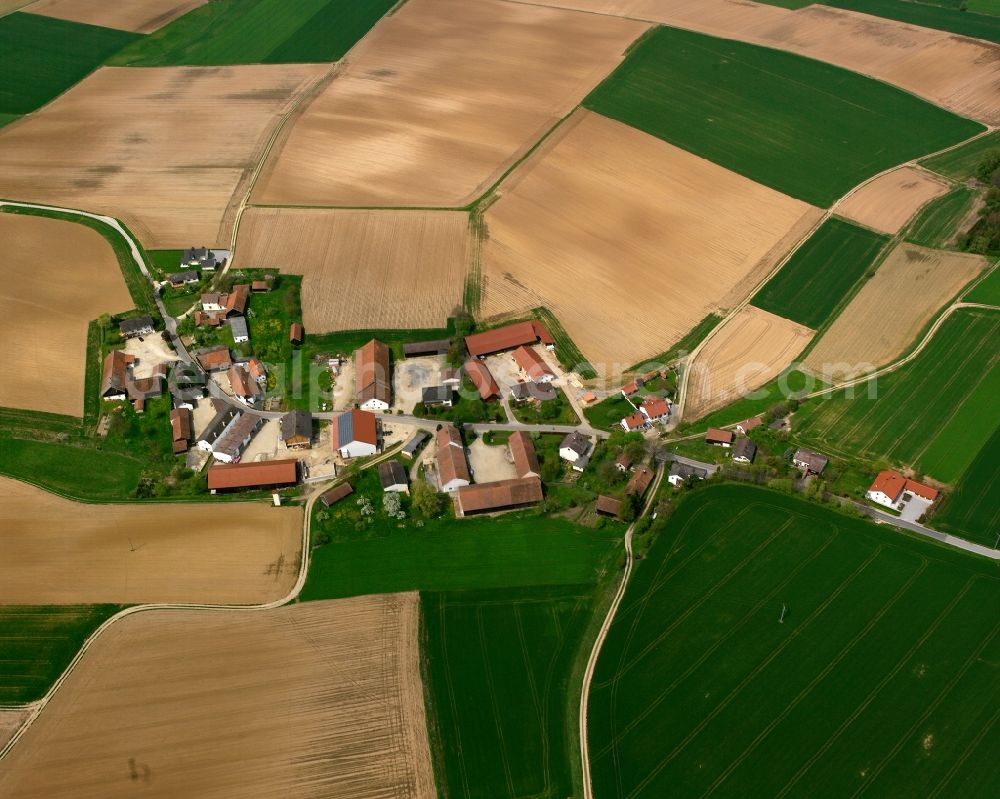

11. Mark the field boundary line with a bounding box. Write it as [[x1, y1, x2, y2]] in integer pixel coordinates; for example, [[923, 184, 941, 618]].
[[578, 463, 664, 799], [926, 701, 1000, 799], [0, 443, 404, 763]]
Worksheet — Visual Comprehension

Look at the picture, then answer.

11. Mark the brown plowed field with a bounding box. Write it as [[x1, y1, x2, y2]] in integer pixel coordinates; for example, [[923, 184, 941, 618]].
[[0, 212, 132, 416], [233, 208, 468, 331], [252, 0, 648, 207], [0, 595, 435, 799], [24, 0, 205, 32], [804, 243, 988, 381], [837, 167, 950, 234], [0, 64, 325, 248], [523, 0, 1000, 125], [686, 306, 815, 420], [0, 478, 302, 605], [479, 111, 821, 374], [0, 710, 28, 754]]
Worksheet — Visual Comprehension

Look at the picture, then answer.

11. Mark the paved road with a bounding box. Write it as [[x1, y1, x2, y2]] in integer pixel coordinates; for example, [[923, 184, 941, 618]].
[[663, 452, 721, 476], [854, 502, 999, 561]]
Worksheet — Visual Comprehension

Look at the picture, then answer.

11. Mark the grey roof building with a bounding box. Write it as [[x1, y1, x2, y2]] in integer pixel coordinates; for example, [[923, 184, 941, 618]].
[[377, 460, 409, 492], [401, 431, 430, 459], [230, 316, 249, 343], [732, 438, 757, 464], [422, 385, 454, 406], [119, 316, 155, 338]]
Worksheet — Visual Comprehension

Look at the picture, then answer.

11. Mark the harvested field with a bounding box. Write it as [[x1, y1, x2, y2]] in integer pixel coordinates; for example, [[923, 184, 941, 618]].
[[480, 111, 821, 374], [0, 595, 436, 799], [25, 0, 206, 32], [837, 167, 950, 234], [528, 0, 1000, 125], [0, 477, 302, 605], [0, 212, 132, 416], [804, 243, 988, 381], [252, 0, 649, 207], [233, 208, 468, 332], [0, 709, 27, 752], [686, 306, 814, 420], [0, 64, 325, 248]]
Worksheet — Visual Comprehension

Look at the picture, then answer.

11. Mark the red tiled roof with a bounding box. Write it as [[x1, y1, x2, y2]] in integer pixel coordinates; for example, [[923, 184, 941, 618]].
[[623, 412, 645, 431], [457, 476, 543, 515], [228, 365, 256, 398], [508, 431, 540, 478], [626, 465, 654, 496], [320, 482, 353, 507], [290, 322, 304, 343], [869, 470, 938, 502], [596, 495, 622, 517], [248, 358, 266, 381], [223, 284, 249, 315], [738, 416, 763, 433], [170, 407, 192, 442], [512, 345, 554, 381], [436, 425, 470, 486], [641, 397, 670, 418], [207, 459, 298, 490], [338, 408, 378, 446], [465, 321, 550, 357], [355, 339, 391, 405], [706, 427, 734, 444], [101, 350, 135, 396], [464, 359, 501, 400], [196, 346, 232, 371], [622, 381, 640, 396]]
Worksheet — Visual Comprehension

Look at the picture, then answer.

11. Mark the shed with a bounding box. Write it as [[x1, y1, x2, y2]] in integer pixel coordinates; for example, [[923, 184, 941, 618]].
[[378, 459, 410, 493], [290, 322, 304, 345], [403, 339, 451, 357], [401, 431, 430, 459], [207, 459, 298, 492], [320, 482, 353, 507], [705, 428, 734, 447], [596, 495, 622, 518]]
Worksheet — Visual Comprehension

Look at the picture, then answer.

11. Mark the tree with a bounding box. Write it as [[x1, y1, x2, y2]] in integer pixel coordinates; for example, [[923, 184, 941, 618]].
[[975, 150, 1000, 184], [411, 479, 440, 518], [624, 439, 647, 464]]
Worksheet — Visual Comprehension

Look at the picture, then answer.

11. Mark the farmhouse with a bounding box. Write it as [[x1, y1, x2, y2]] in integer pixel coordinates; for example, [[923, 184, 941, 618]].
[[736, 416, 763, 435], [280, 410, 312, 449], [436, 425, 471, 492], [207, 458, 298, 493], [626, 465, 654, 497], [228, 365, 260, 405], [335, 408, 379, 459], [212, 413, 264, 463], [247, 357, 267, 384], [421, 385, 454, 407], [100, 350, 135, 400], [182, 246, 226, 271], [355, 338, 391, 411], [168, 271, 199, 287], [230, 316, 249, 344], [668, 462, 708, 486], [560, 432, 591, 466], [119, 316, 155, 339], [378, 460, 409, 493], [464, 359, 501, 400], [201, 293, 225, 312], [640, 396, 670, 424], [794, 448, 829, 475], [732, 438, 757, 464], [596, 495, 622, 518], [403, 339, 451, 357], [127, 375, 164, 403], [194, 311, 222, 327], [401, 431, 429, 460], [616, 452, 634, 473], [621, 378, 644, 398], [289, 322, 304, 345], [866, 470, 939, 509], [456, 476, 543, 516], [706, 428, 735, 448], [170, 407, 193, 454], [195, 346, 232, 372], [512, 345, 555, 383], [223, 284, 250, 317], [508, 431, 540, 478], [464, 320, 554, 358], [621, 412, 647, 433], [510, 381, 556, 403], [319, 482, 353, 507]]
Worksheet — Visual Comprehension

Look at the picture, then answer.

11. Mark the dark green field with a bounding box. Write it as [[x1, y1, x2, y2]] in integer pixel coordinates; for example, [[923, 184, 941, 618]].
[[424, 586, 597, 799], [752, 218, 888, 328], [965, 264, 1000, 305], [584, 26, 983, 207], [921, 130, 1000, 180], [0, 605, 121, 703], [823, 0, 1000, 43], [589, 484, 1000, 799], [906, 186, 980, 249], [794, 308, 1000, 482], [0, 13, 139, 115], [108, 0, 394, 66], [933, 427, 1000, 547]]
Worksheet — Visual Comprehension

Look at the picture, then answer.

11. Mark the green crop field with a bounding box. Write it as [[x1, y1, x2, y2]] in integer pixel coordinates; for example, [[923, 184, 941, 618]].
[[822, 0, 1000, 43], [108, 0, 394, 66], [0, 13, 139, 115], [933, 427, 1000, 547], [588, 484, 1000, 799], [906, 186, 980, 249], [794, 308, 1000, 482], [424, 585, 598, 799], [965, 264, 1000, 305], [0, 605, 121, 703], [921, 131, 1000, 180], [752, 218, 888, 329], [584, 26, 983, 208]]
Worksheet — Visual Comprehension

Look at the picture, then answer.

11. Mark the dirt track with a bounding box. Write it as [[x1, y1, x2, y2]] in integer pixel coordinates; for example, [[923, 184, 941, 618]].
[[0, 212, 133, 416], [0, 596, 435, 799], [0, 477, 303, 605], [480, 110, 820, 373]]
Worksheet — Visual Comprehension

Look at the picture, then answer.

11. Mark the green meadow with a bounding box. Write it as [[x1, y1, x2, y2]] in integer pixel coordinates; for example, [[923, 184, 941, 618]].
[[933, 426, 1000, 547], [906, 186, 980, 249]]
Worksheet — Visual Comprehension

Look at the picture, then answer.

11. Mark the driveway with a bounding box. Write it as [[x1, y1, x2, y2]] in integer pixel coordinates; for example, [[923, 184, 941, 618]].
[[467, 437, 517, 483]]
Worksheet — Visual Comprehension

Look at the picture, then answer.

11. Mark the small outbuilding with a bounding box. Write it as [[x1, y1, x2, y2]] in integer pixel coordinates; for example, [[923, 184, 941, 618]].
[[705, 428, 734, 447], [378, 459, 410, 493], [320, 482, 354, 507], [280, 410, 312, 450], [732, 438, 757, 464]]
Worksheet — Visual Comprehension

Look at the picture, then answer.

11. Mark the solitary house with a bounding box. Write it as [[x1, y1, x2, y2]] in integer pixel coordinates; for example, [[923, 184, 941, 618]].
[[866, 470, 938, 509], [793, 448, 828, 475]]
